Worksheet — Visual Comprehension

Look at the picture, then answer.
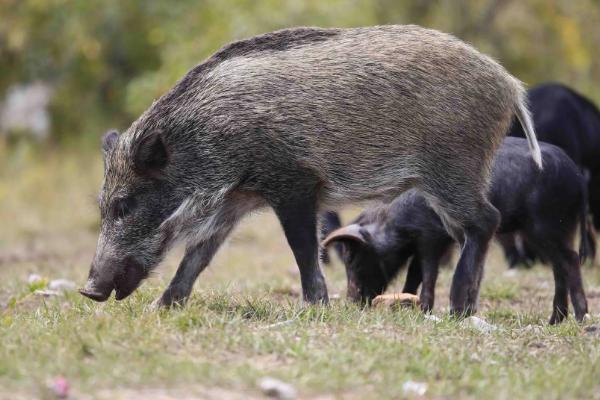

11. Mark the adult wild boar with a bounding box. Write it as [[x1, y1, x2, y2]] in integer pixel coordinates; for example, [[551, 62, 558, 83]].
[[80, 25, 541, 316]]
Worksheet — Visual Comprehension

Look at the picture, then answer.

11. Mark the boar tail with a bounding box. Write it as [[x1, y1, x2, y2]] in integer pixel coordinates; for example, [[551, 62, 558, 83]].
[[514, 87, 543, 169], [579, 181, 597, 265]]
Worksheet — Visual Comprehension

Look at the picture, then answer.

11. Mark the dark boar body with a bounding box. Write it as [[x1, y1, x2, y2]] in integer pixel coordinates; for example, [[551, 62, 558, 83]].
[[503, 83, 600, 266], [324, 138, 591, 324], [80, 26, 540, 316], [509, 83, 600, 175]]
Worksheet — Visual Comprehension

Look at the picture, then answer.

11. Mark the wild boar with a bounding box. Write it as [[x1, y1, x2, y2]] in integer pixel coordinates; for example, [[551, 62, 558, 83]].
[[504, 82, 600, 266], [79, 25, 541, 316], [323, 138, 592, 323]]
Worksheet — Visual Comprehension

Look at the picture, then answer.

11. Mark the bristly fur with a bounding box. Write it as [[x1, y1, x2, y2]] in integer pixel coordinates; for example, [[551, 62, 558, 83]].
[[85, 25, 542, 308]]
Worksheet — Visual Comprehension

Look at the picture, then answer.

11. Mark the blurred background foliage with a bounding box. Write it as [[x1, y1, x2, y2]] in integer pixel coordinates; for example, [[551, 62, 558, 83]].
[[1, 0, 600, 149]]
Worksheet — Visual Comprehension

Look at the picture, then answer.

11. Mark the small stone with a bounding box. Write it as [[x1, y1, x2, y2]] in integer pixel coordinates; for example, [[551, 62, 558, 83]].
[[27, 274, 43, 284], [372, 293, 420, 309], [461, 316, 498, 334], [258, 377, 297, 400], [424, 314, 442, 323], [402, 380, 427, 396], [503, 269, 518, 278], [48, 279, 76, 292]]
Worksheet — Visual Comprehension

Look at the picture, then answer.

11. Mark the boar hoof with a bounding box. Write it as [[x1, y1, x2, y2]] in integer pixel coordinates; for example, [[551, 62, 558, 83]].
[[151, 290, 188, 310], [449, 306, 477, 319], [150, 296, 175, 311]]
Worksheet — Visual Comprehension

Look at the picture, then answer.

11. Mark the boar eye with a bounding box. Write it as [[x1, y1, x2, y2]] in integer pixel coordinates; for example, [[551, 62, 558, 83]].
[[111, 197, 136, 220]]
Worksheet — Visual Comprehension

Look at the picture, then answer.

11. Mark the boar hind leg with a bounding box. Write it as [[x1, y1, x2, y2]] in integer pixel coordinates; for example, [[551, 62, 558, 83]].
[[273, 194, 329, 304], [548, 259, 569, 324], [549, 248, 587, 324], [565, 250, 589, 322]]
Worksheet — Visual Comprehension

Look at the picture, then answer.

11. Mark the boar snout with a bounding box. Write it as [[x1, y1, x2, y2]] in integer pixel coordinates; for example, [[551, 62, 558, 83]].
[[80, 257, 148, 302], [79, 264, 114, 302], [79, 286, 112, 302]]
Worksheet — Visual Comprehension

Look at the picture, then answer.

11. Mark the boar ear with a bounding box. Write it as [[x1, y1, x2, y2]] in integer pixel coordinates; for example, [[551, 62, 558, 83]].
[[322, 224, 368, 248], [101, 130, 119, 155], [133, 130, 169, 175]]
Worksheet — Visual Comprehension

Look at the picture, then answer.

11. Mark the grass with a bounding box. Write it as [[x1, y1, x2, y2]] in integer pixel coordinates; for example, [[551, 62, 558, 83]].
[[1, 147, 600, 399]]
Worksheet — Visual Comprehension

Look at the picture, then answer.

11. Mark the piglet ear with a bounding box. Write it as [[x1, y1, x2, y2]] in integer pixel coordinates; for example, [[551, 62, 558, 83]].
[[133, 130, 169, 176], [101, 130, 119, 154], [321, 224, 368, 247]]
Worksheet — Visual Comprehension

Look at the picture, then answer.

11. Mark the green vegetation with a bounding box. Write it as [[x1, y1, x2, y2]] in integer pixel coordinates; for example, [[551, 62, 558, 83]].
[[2, 0, 600, 144], [1, 152, 600, 399], [2, 1, 600, 398], [3, 288, 600, 399]]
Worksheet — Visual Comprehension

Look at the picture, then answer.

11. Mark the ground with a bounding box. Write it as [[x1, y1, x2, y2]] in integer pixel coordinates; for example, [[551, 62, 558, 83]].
[[1, 148, 600, 399]]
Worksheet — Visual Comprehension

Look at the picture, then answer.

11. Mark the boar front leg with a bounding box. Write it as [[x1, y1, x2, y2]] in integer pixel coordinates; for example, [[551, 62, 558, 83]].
[[418, 253, 442, 313], [402, 256, 423, 295], [273, 194, 329, 304], [154, 226, 233, 308], [403, 252, 442, 313]]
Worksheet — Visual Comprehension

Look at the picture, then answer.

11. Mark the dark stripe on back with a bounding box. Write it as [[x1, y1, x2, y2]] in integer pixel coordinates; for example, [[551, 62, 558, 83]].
[[213, 27, 340, 61], [148, 27, 340, 125]]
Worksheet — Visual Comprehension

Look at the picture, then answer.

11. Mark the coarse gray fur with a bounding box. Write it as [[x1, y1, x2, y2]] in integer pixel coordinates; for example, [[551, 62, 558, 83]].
[[80, 25, 541, 315]]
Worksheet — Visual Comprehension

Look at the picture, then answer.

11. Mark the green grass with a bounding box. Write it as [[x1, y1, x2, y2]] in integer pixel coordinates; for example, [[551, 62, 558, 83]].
[[481, 281, 518, 301], [1, 149, 600, 399]]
